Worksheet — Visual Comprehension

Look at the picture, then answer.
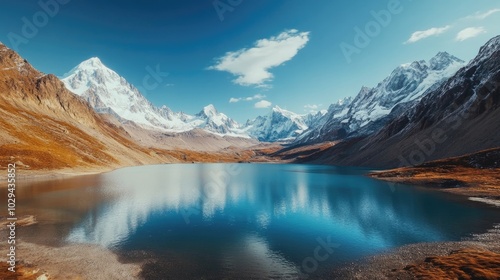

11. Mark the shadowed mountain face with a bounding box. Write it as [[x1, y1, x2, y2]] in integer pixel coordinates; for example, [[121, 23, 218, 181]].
[[295, 52, 465, 145], [0, 43, 168, 170], [299, 35, 500, 168]]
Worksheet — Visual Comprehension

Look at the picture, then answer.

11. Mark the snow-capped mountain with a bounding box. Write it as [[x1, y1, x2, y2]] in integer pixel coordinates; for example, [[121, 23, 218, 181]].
[[383, 35, 500, 142], [0, 42, 165, 169], [195, 104, 244, 135], [61, 58, 246, 136], [300, 35, 500, 168], [62, 57, 183, 131], [296, 52, 465, 144], [303, 109, 328, 127], [61, 51, 465, 143], [245, 106, 325, 142], [295, 97, 352, 143]]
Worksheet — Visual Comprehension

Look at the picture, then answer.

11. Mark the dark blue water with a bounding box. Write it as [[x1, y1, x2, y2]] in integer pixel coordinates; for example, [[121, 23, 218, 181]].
[[13, 164, 500, 279]]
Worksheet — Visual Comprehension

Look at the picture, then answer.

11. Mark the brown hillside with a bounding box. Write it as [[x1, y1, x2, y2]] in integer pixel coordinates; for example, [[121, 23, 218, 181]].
[[0, 43, 171, 171]]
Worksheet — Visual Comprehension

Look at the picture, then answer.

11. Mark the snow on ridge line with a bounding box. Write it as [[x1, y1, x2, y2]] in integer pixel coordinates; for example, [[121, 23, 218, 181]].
[[295, 51, 466, 144], [61, 58, 249, 137]]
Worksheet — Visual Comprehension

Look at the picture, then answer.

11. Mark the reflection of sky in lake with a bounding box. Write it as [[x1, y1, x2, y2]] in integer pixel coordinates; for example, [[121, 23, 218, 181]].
[[43, 163, 500, 278]]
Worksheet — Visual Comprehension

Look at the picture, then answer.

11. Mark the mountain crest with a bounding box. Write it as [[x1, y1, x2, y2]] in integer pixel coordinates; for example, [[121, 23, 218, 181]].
[[477, 35, 500, 62], [246, 105, 310, 142], [0, 43, 39, 76], [81, 57, 104, 67], [429, 51, 464, 71], [63, 57, 107, 78], [62, 58, 248, 136], [200, 104, 218, 117], [272, 105, 285, 112], [295, 51, 466, 144]]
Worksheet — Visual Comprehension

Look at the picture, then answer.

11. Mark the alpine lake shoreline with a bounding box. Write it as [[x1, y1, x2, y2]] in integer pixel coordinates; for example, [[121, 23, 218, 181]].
[[1, 158, 499, 280]]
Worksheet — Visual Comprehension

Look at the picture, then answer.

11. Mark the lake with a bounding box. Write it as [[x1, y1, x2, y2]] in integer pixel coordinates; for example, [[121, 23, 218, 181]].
[[9, 164, 500, 279]]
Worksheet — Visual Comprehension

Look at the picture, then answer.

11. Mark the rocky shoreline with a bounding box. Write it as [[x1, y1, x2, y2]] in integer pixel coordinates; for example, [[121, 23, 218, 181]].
[[0, 237, 142, 280], [331, 224, 500, 279], [2, 223, 499, 279]]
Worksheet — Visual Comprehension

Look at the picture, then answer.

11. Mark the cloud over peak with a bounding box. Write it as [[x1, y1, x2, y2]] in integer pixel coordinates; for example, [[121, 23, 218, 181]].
[[229, 93, 266, 103], [405, 25, 451, 44], [456, 27, 487, 41], [254, 100, 272, 109], [209, 29, 310, 87]]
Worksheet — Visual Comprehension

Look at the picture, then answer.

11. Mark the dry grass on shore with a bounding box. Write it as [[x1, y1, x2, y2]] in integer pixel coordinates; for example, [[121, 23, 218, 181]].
[[370, 148, 500, 199], [403, 248, 500, 279], [0, 262, 46, 280]]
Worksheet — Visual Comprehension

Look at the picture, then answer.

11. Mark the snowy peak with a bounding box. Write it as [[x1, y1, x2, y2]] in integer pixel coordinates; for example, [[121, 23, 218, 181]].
[[477, 35, 500, 62], [429, 52, 464, 71], [296, 51, 466, 144], [337, 95, 355, 106], [62, 57, 127, 96], [271, 106, 296, 117], [328, 96, 352, 115], [270, 106, 306, 125], [272, 105, 284, 112], [195, 104, 242, 135], [61, 59, 248, 136], [63, 57, 109, 79], [246, 106, 311, 142], [378, 51, 465, 104], [199, 104, 218, 118], [79, 57, 104, 68]]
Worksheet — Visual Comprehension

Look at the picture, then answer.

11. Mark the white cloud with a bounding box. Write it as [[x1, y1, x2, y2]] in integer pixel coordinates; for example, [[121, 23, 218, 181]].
[[405, 25, 451, 44], [456, 27, 487, 41], [466, 9, 500, 20], [254, 100, 272, 109], [229, 94, 266, 103], [209, 29, 310, 87]]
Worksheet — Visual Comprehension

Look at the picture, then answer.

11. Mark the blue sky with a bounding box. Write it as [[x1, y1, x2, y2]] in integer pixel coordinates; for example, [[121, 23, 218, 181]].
[[0, 0, 499, 122]]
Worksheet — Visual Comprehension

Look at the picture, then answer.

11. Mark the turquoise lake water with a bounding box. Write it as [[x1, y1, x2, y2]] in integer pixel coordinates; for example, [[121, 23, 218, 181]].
[[10, 164, 500, 279]]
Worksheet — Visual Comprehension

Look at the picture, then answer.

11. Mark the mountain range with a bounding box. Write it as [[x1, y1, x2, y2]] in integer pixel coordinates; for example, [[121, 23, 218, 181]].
[[1, 35, 498, 170], [61, 58, 248, 137], [0, 43, 169, 170], [60, 52, 466, 145], [296, 52, 465, 144], [298, 35, 500, 168], [61, 57, 327, 142]]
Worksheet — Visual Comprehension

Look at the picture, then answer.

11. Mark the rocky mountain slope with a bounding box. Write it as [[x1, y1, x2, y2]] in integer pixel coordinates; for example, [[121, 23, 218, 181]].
[[0, 43, 175, 170], [296, 52, 465, 144], [299, 35, 500, 168]]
